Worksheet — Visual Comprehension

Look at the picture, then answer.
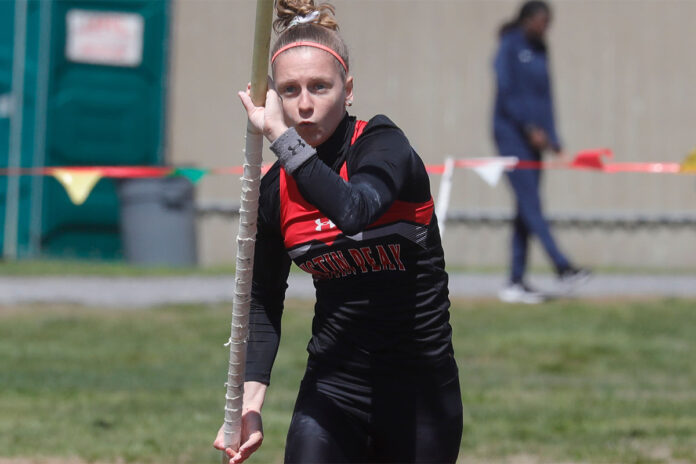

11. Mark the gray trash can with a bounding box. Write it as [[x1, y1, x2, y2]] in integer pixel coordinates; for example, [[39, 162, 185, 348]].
[[118, 177, 198, 266]]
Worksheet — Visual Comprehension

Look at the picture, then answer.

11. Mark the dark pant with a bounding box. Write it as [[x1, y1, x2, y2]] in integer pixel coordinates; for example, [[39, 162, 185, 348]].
[[505, 167, 570, 283], [284, 356, 463, 464]]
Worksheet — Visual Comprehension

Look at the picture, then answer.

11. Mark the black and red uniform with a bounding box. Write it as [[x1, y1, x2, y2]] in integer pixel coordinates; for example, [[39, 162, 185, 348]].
[[246, 114, 462, 463]]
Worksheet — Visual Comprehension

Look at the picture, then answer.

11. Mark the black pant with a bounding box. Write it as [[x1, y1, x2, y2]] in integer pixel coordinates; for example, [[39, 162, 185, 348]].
[[284, 356, 463, 464]]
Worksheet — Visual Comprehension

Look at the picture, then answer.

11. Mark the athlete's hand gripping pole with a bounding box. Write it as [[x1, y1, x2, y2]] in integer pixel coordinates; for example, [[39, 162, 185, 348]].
[[221, 0, 274, 462]]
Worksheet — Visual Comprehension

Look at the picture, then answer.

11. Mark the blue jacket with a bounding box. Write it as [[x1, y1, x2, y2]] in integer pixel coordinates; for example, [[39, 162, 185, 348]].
[[493, 27, 561, 158]]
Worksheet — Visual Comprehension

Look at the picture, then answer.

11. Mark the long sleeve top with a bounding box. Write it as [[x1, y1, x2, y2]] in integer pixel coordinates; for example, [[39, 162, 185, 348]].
[[493, 27, 562, 154], [245, 114, 454, 385]]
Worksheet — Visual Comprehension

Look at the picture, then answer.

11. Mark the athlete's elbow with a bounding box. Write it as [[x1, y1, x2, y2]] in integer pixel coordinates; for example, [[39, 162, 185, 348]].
[[334, 190, 380, 235], [339, 222, 366, 236], [334, 214, 370, 236]]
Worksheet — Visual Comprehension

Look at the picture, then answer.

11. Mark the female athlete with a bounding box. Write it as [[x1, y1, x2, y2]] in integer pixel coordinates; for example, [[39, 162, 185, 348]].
[[215, 1, 462, 462]]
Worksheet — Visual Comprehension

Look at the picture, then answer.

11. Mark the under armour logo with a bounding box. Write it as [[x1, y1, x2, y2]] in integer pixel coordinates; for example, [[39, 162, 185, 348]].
[[315, 218, 336, 231]]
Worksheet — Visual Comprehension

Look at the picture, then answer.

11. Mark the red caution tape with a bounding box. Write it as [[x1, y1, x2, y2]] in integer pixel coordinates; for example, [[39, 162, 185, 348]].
[[603, 162, 682, 174], [0, 148, 693, 181], [426, 165, 446, 174]]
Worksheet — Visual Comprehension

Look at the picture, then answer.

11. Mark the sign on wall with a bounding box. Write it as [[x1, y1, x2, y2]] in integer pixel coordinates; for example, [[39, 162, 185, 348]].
[[65, 10, 144, 67]]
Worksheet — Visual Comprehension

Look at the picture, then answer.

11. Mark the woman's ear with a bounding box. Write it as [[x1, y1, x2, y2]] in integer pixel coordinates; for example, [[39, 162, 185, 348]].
[[344, 75, 354, 106]]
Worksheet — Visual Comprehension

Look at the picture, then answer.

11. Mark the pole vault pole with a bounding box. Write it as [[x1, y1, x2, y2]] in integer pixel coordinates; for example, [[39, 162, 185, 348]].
[[221, 0, 274, 459]]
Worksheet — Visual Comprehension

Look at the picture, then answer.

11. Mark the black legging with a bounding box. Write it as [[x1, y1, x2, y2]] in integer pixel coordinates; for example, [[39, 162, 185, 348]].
[[284, 356, 463, 463]]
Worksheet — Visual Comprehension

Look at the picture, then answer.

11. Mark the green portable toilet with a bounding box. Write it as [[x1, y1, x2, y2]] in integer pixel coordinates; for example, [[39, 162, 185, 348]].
[[42, 0, 171, 259], [1, 0, 170, 260]]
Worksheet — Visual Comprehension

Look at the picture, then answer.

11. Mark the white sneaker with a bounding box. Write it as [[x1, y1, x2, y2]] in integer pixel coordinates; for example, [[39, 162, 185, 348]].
[[498, 283, 546, 304]]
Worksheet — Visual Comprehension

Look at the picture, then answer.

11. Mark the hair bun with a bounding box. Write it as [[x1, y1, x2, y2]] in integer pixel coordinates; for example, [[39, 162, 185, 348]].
[[274, 0, 338, 33]]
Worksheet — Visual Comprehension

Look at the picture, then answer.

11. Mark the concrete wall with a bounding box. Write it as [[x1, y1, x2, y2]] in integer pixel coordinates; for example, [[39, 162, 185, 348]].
[[167, 0, 696, 270]]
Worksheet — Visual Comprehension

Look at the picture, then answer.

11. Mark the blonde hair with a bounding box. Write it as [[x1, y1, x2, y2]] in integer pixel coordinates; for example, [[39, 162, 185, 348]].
[[272, 0, 350, 78]]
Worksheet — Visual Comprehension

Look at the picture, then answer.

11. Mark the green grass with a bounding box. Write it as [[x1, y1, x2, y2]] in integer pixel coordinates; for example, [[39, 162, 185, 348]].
[[1, 299, 695, 463], [0, 260, 321, 277], [0, 259, 234, 277], [442, 263, 696, 275], [2, 259, 694, 277]]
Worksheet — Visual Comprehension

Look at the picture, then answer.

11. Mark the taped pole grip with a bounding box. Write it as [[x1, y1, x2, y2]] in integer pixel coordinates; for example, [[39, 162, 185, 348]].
[[221, 0, 274, 462]]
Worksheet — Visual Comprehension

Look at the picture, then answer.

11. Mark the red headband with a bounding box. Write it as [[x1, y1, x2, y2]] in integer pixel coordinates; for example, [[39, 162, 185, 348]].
[[271, 41, 348, 72]]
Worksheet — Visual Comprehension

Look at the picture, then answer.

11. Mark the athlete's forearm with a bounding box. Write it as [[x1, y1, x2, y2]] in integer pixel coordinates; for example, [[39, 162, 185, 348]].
[[295, 159, 390, 235], [245, 297, 282, 384], [243, 381, 267, 412], [269, 127, 399, 235]]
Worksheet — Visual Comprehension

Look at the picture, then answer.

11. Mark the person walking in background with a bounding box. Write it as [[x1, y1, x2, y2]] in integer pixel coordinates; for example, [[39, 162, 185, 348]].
[[492, 0, 589, 304]]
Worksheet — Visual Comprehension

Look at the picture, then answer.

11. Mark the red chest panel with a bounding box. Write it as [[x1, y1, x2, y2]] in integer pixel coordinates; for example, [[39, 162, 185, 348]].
[[279, 120, 433, 251]]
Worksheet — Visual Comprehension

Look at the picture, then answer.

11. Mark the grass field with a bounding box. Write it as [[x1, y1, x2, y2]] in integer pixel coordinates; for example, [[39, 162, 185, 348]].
[[0, 259, 236, 277], [2, 259, 694, 278], [1, 298, 696, 463]]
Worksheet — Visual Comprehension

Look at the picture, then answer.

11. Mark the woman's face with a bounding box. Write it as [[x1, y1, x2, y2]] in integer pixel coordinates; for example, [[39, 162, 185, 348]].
[[273, 47, 353, 147], [523, 11, 551, 40]]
